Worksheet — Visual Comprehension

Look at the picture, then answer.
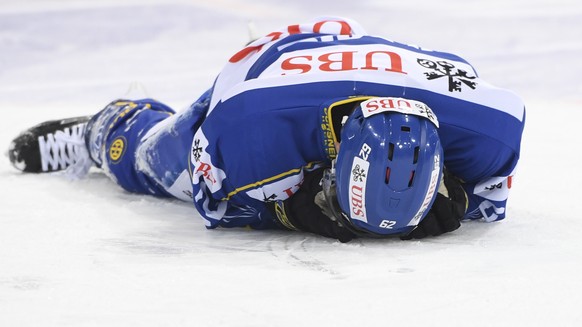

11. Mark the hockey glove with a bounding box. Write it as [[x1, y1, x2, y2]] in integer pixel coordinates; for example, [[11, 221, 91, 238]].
[[401, 168, 468, 240], [266, 168, 356, 243]]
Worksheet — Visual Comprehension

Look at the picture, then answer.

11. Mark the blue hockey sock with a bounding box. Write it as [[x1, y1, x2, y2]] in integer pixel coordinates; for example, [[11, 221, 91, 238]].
[[84, 99, 175, 194]]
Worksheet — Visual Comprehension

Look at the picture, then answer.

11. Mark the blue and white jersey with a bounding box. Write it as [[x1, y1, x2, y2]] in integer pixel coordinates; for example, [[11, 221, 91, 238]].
[[186, 17, 525, 228]]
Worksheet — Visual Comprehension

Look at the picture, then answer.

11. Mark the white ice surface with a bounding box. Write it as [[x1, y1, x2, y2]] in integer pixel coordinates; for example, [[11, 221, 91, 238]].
[[1, 0, 582, 326]]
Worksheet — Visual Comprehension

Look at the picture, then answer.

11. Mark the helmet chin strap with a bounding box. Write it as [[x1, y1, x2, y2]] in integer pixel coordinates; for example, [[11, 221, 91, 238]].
[[315, 163, 340, 222]]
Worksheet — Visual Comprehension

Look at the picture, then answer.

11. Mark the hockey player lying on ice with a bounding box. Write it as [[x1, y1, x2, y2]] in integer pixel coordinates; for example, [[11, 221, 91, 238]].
[[8, 17, 525, 243]]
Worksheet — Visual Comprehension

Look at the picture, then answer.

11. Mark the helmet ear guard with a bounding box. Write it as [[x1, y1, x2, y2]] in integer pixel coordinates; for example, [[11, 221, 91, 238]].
[[333, 97, 444, 236]]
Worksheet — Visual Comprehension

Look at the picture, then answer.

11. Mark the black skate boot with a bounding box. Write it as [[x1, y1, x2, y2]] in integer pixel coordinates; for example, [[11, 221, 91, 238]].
[[8, 116, 92, 173]]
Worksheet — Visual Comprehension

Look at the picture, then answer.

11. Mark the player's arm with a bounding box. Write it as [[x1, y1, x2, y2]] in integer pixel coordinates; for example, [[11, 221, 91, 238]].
[[461, 171, 516, 222], [267, 166, 468, 241], [401, 168, 468, 240], [404, 160, 518, 239], [443, 135, 521, 223], [265, 168, 356, 243]]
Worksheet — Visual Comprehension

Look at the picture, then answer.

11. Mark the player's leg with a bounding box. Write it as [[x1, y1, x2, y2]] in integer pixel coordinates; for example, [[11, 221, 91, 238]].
[[84, 98, 176, 196], [127, 91, 210, 201], [8, 91, 211, 199], [85, 91, 211, 199]]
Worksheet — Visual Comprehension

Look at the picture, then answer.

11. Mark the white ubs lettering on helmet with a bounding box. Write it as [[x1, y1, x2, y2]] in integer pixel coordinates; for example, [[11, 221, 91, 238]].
[[360, 97, 439, 128]]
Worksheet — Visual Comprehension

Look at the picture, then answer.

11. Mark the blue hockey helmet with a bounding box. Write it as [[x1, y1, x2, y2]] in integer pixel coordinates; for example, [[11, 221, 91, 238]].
[[323, 97, 443, 236]]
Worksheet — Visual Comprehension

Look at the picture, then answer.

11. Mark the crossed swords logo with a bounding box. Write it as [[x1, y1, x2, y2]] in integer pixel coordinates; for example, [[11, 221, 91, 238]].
[[417, 58, 477, 92]]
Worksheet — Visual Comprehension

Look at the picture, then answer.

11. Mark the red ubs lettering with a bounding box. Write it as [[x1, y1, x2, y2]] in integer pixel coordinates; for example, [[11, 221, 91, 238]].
[[281, 50, 407, 75], [229, 20, 353, 63], [351, 185, 365, 217], [365, 98, 412, 112]]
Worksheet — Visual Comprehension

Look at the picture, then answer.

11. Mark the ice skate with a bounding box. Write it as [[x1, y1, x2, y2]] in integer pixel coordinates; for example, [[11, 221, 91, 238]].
[[8, 116, 92, 173]]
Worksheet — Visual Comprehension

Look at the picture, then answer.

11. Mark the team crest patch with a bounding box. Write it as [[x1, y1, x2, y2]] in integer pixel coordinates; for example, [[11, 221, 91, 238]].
[[192, 139, 202, 162], [109, 136, 126, 163], [417, 58, 477, 92]]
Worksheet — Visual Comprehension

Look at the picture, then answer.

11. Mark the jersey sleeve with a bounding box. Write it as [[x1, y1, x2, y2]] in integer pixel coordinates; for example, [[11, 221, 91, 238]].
[[453, 112, 525, 222], [189, 88, 329, 231], [463, 172, 516, 222]]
